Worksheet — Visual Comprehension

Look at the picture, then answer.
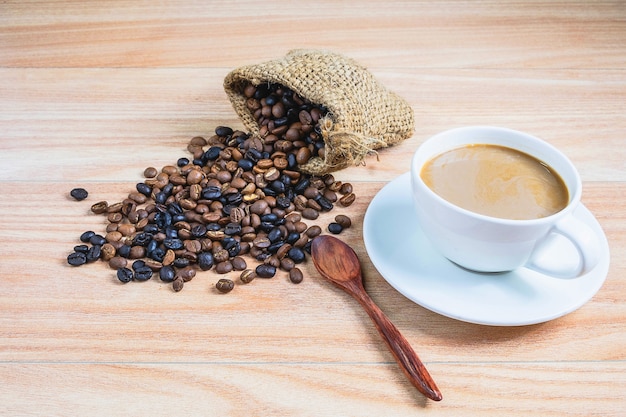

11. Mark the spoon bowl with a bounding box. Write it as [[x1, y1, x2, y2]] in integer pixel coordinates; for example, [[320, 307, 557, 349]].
[[311, 235, 442, 402]]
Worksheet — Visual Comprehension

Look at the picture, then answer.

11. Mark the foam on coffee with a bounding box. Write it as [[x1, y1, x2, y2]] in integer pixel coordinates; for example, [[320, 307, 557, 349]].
[[421, 144, 569, 220]]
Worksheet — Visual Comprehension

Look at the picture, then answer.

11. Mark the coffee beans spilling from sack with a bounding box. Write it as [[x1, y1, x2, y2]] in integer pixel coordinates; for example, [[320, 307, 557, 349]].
[[67, 123, 354, 292], [224, 49, 415, 175]]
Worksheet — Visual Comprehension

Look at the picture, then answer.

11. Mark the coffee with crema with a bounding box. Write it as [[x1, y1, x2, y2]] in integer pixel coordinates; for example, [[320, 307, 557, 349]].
[[420, 144, 569, 220]]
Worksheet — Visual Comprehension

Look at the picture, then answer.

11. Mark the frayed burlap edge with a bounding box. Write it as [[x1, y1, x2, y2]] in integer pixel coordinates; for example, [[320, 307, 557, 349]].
[[223, 49, 414, 175]]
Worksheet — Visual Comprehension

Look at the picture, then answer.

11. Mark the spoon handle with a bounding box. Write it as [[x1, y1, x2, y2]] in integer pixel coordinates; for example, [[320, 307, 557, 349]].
[[354, 290, 442, 401]]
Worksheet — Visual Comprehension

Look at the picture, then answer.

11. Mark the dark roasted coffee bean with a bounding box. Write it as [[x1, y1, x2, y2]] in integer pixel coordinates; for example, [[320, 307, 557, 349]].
[[86, 245, 102, 262], [201, 185, 222, 200], [70, 188, 88, 201], [117, 244, 131, 258], [134, 266, 153, 281], [316, 195, 333, 211], [136, 183, 152, 197], [256, 264, 277, 278], [197, 251, 214, 271], [215, 126, 234, 137], [328, 222, 344, 234], [216, 278, 235, 293], [237, 159, 254, 171], [163, 238, 184, 250], [289, 267, 304, 284], [173, 257, 190, 268], [288, 247, 306, 264], [224, 223, 242, 236], [80, 230, 95, 243], [117, 267, 133, 283], [131, 260, 146, 271], [267, 227, 283, 243], [67, 251, 87, 266], [89, 234, 107, 246], [73, 244, 89, 253], [159, 265, 175, 283]]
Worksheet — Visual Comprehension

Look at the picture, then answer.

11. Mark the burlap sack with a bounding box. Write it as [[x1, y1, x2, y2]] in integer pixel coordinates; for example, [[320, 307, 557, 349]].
[[223, 49, 414, 175]]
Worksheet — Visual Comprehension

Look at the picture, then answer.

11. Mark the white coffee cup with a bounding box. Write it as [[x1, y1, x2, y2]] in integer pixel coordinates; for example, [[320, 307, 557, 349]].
[[410, 126, 600, 277]]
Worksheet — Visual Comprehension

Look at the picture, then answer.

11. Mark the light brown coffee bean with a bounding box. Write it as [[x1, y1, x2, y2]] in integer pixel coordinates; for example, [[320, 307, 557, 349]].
[[108, 256, 127, 270], [216, 278, 235, 293], [301, 207, 319, 220], [215, 261, 233, 274], [232, 256, 247, 271], [172, 277, 184, 292], [240, 269, 256, 284], [100, 243, 116, 261], [339, 192, 356, 207], [91, 201, 108, 214], [334, 214, 352, 228], [143, 166, 158, 178], [289, 268, 304, 284]]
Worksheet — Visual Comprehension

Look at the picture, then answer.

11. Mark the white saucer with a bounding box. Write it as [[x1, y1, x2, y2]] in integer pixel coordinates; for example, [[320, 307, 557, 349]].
[[362, 172, 610, 326]]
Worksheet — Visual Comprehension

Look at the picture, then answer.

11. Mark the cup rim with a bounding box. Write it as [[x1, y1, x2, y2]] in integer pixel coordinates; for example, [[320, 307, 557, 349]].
[[411, 126, 582, 225]]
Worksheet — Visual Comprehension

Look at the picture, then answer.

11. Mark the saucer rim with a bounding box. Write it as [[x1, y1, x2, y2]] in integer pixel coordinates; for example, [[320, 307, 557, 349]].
[[362, 172, 610, 326]]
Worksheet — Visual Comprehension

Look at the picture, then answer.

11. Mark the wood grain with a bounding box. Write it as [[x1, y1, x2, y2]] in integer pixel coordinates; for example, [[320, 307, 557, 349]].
[[1, 1, 625, 416]]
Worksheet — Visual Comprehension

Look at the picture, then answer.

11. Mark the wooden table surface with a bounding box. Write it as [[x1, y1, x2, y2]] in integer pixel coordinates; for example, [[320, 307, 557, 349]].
[[1, 1, 625, 415]]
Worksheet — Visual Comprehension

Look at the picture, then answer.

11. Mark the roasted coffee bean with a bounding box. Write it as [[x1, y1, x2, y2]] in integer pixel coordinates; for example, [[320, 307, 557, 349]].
[[328, 222, 343, 234], [86, 245, 102, 262], [91, 201, 108, 214], [80, 230, 95, 243], [256, 264, 277, 278], [305, 225, 322, 238], [289, 268, 304, 284], [134, 265, 153, 281], [280, 257, 295, 271], [117, 267, 133, 283], [177, 266, 196, 282], [70, 187, 88, 201], [288, 247, 306, 264], [215, 261, 233, 274], [216, 278, 235, 293], [159, 265, 176, 283], [67, 251, 87, 266], [73, 244, 89, 253], [339, 192, 356, 207], [197, 251, 214, 271], [172, 277, 184, 292], [301, 207, 319, 220], [334, 214, 352, 228], [89, 234, 107, 246], [231, 256, 247, 271], [240, 269, 256, 284], [143, 167, 158, 178], [108, 256, 127, 270]]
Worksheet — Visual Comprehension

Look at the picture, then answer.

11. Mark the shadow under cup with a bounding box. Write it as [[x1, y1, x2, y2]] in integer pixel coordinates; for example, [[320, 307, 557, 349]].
[[410, 126, 586, 275]]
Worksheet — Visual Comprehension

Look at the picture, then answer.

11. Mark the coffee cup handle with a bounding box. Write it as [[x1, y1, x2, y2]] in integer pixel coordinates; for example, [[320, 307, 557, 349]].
[[526, 214, 601, 278]]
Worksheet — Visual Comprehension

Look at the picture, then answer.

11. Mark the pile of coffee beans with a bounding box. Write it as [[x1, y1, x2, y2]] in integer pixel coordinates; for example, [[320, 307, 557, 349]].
[[67, 85, 355, 293]]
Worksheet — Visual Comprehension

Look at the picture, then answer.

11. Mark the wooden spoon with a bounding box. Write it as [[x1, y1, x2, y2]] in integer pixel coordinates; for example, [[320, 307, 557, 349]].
[[311, 235, 442, 401]]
